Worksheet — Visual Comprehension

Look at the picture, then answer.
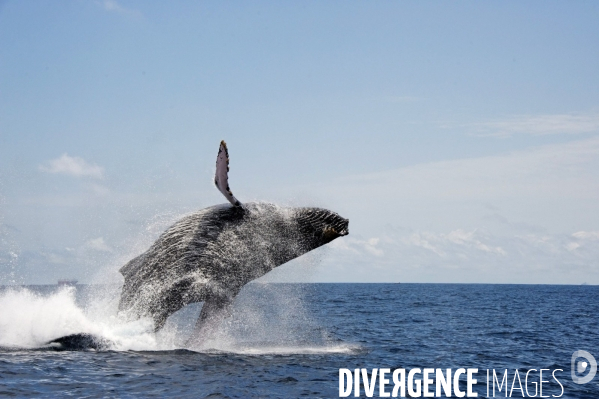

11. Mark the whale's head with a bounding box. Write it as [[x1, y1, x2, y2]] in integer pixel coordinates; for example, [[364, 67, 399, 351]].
[[294, 207, 349, 248]]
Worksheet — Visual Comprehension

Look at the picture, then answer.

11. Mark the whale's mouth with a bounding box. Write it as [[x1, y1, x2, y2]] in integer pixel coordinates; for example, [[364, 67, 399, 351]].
[[332, 217, 349, 236], [325, 217, 349, 238], [333, 225, 349, 237], [295, 207, 349, 241]]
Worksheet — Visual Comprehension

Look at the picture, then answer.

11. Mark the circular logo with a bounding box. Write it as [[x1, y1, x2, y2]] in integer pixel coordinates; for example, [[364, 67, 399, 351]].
[[571, 350, 597, 384]]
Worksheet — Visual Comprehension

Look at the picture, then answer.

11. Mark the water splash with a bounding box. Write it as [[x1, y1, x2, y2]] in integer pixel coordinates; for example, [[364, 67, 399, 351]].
[[185, 283, 357, 354], [0, 201, 352, 354], [0, 284, 358, 355], [0, 286, 161, 351]]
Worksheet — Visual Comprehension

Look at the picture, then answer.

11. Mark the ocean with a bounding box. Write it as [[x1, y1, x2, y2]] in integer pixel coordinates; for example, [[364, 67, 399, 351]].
[[0, 283, 597, 398]]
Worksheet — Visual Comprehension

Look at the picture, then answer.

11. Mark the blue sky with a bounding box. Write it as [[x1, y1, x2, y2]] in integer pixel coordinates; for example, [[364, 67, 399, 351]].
[[1, 1, 599, 284]]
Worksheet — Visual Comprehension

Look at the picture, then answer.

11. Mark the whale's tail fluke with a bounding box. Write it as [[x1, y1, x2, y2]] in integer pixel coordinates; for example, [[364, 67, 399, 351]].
[[215, 140, 242, 207]]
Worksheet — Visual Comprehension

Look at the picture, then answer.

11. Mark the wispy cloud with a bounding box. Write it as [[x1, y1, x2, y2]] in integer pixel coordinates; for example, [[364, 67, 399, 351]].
[[324, 136, 599, 205], [405, 229, 507, 256], [464, 112, 599, 137], [83, 237, 112, 252], [96, 0, 143, 19], [39, 154, 104, 179], [572, 231, 599, 240], [330, 229, 507, 262], [322, 227, 599, 283], [295, 136, 599, 283]]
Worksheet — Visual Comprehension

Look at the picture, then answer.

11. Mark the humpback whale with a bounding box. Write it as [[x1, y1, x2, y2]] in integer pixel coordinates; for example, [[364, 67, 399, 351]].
[[117, 141, 349, 343], [45, 141, 348, 349]]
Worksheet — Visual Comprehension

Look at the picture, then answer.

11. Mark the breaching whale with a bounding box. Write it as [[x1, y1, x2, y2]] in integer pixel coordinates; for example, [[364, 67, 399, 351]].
[[45, 141, 348, 349], [118, 141, 349, 343]]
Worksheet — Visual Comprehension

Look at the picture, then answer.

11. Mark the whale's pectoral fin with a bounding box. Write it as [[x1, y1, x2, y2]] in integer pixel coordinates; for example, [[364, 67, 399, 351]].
[[185, 296, 233, 347], [215, 140, 242, 207]]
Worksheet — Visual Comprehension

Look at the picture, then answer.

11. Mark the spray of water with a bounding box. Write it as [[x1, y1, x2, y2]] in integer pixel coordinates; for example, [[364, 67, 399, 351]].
[[0, 286, 160, 351], [188, 283, 357, 354], [0, 283, 356, 353], [0, 203, 355, 354]]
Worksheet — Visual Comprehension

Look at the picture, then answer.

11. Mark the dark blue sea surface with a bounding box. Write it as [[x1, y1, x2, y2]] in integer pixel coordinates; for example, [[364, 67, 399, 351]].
[[0, 283, 598, 398]]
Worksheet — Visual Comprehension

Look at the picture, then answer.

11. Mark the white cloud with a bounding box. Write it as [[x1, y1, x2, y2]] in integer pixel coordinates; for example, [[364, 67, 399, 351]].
[[329, 236, 384, 257], [296, 136, 599, 283], [39, 154, 104, 179], [96, 0, 143, 18], [566, 242, 580, 251], [329, 229, 508, 266], [442, 229, 506, 255], [84, 237, 112, 252], [464, 112, 599, 137], [320, 227, 599, 283], [320, 136, 599, 215], [400, 229, 507, 258], [572, 231, 599, 240]]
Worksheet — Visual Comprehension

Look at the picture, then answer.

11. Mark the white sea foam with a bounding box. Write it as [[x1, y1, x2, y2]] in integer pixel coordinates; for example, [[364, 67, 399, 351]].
[[0, 287, 92, 348], [0, 286, 163, 351], [0, 284, 357, 355], [198, 344, 359, 355]]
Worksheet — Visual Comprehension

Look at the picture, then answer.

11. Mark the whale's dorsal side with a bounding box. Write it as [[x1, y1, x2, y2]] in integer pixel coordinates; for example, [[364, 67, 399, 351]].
[[215, 140, 241, 207]]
